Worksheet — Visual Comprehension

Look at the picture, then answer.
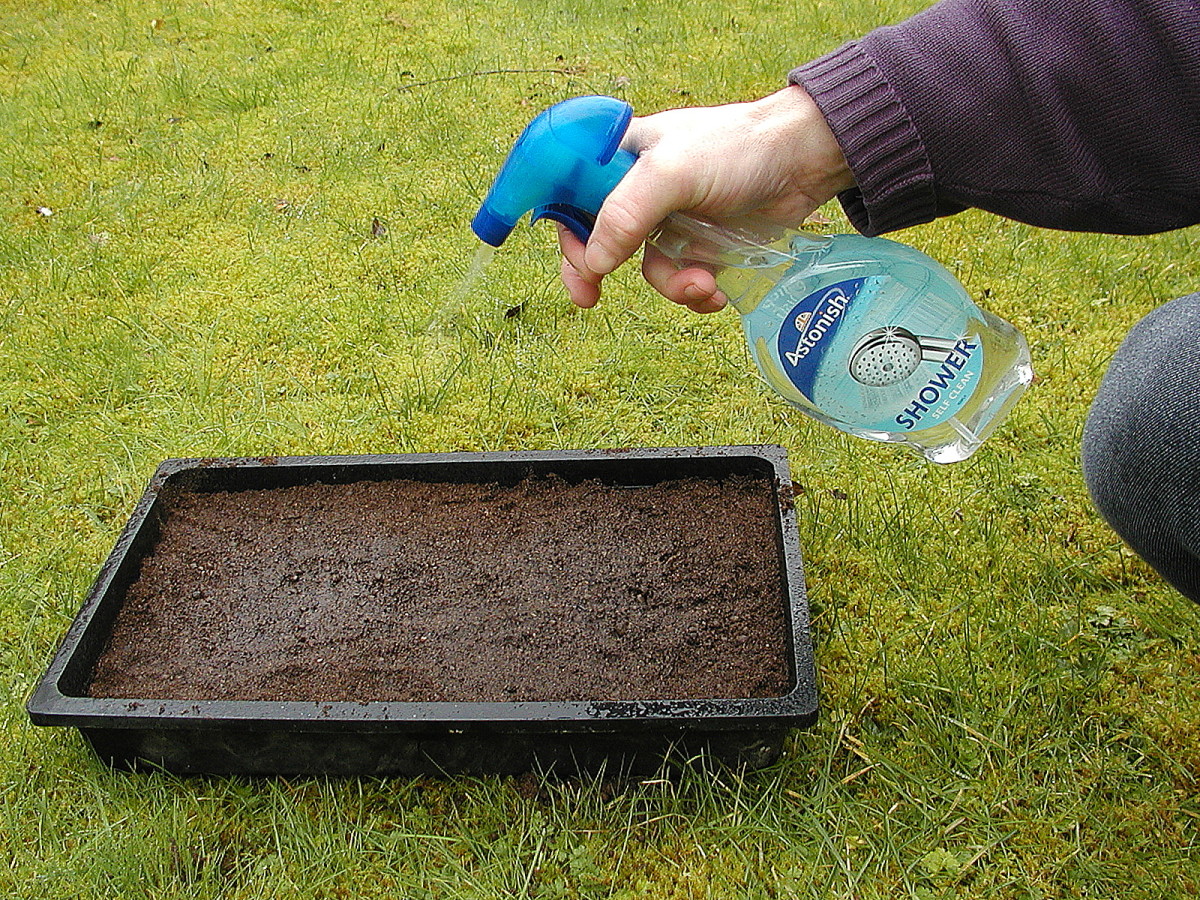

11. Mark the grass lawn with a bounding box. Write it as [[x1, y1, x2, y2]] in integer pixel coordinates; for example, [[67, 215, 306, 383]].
[[2, 0, 1199, 897]]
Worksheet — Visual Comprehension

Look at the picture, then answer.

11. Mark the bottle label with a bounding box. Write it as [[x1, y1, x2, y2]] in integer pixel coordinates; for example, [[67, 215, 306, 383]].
[[775, 276, 985, 432]]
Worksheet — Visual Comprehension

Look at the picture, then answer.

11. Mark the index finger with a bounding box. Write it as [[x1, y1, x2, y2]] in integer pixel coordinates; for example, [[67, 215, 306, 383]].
[[556, 223, 603, 308]]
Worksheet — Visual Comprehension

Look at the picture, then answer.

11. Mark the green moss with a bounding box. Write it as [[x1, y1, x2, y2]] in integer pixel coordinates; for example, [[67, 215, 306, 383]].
[[2, 0, 1199, 898]]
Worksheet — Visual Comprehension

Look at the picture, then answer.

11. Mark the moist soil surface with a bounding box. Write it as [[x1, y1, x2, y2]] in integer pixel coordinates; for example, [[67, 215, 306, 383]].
[[88, 474, 791, 703]]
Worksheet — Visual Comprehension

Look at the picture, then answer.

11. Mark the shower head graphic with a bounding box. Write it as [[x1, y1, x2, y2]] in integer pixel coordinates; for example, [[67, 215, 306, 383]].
[[849, 327, 958, 387]]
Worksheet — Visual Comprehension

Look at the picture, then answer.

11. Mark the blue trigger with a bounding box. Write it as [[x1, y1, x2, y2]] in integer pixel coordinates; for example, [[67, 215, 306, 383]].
[[472, 97, 637, 248], [531, 204, 597, 243]]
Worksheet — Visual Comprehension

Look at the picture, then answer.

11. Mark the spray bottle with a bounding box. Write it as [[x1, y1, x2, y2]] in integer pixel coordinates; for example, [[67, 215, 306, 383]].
[[472, 96, 1033, 462]]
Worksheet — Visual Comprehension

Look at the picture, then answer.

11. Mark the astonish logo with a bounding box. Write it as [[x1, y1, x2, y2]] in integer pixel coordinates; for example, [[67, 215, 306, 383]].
[[783, 286, 852, 366]]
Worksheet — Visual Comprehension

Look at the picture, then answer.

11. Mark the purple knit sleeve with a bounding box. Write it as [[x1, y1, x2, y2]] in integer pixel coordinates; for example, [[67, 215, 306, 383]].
[[790, 0, 1200, 237]]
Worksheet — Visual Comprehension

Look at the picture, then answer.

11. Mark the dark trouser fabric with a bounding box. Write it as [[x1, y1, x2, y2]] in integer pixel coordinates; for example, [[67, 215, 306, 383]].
[[1082, 292, 1200, 603]]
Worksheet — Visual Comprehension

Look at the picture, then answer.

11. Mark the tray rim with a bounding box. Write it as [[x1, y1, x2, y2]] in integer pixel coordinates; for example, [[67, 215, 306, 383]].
[[27, 445, 818, 735]]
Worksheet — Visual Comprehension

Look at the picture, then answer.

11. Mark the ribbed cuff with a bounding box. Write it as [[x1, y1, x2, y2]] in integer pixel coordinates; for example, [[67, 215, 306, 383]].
[[790, 42, 937, 236]]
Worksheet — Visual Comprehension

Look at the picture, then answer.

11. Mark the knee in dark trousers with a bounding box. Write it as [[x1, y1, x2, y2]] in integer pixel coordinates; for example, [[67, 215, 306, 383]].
[[1081, 292, 1200, 602]]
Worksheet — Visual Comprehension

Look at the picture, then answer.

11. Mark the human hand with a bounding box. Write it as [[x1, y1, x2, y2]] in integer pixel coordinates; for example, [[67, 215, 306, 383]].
[[558, 85, 853, 313]]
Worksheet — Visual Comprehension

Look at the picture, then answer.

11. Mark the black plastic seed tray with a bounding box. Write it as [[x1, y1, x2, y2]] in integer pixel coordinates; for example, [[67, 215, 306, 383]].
[[27, 446, 817, 776]]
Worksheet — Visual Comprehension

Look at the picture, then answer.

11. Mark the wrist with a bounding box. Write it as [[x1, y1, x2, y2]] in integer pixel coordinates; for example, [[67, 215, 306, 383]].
[[752, 85, 856, 200]]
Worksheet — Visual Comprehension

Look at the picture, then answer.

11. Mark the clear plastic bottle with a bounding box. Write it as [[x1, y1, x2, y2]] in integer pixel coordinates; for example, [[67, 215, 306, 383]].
[[651, 215, 1034, 462], [471, 95, 1033, 462]]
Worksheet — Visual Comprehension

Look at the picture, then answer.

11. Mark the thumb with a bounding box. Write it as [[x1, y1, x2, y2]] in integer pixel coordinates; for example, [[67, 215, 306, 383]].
[[584, 126, 688, 277]]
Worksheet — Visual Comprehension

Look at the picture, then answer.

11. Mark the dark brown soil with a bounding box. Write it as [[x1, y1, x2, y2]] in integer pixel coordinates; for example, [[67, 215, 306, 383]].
[[88, 474, 791, 703]]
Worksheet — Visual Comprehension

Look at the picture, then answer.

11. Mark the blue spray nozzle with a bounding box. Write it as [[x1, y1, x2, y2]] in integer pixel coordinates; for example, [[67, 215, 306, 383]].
[[471, 96, 638, 247]]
